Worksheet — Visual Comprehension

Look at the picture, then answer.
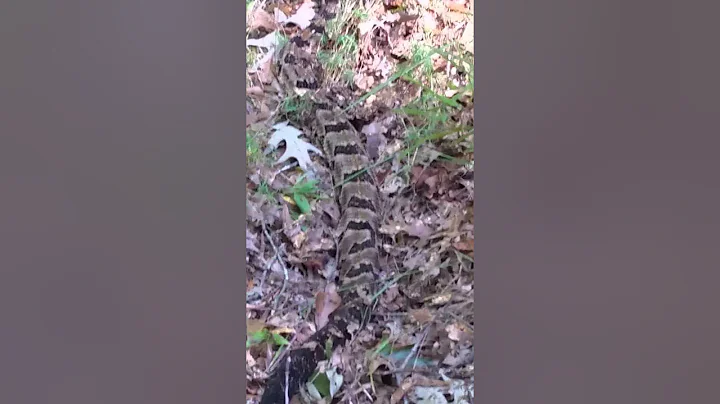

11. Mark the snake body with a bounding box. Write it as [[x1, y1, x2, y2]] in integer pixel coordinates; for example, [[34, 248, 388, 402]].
[[258, 2, 381, 403]]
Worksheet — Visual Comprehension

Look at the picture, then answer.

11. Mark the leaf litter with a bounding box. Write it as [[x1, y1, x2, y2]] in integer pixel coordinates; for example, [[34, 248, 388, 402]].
[[246, 0, 474, 403]]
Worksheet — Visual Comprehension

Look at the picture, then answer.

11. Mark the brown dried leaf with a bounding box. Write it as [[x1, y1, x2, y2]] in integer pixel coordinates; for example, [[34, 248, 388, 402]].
[[402, 250, 427, 270], [442, 347, 473, 367], [248, 8, 277, 31], [390, 377, 414, 404], [256, 53, 275, 84], [246, 229, 259, 253], [266, 312, 300, 329], [276, 1, 317, 30], [315, 283, 342, 329], [453, 237, 474, 255], [246, 86, 265, 97], [281, 205, 306, 249], [294, 322, 316, 344], [318, 199, 340, 224], [445, 0, 470, 13], [380, 284, 403, 311], [446, 322, 472, 343], [247, 318, 266, 335], [302, 255, 325, 274], [410, 308, 433, 324], [246, 350, 257, 368]]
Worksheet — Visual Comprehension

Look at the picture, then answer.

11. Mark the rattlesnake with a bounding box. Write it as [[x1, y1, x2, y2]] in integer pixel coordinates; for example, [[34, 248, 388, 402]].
[[259, 1, 382, 403]]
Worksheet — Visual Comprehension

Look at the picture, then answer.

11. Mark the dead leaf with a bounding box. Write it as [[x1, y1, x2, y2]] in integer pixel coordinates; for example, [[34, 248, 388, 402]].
[[330, 346, 353, 369], [459, 21, 474, 53], [410, 386, 449, 404], [248, 49, 274, 75], [247, 109, 270, 126], [421, 12, 438, 32], [266, 313, 300, 329], [247, 318, 266, 335], [318, 199, 340, 224], [247, 350, 257, 368], [276, 1, 316, 30], [427, 292, 452, 306], [246, 229, 259, 253], [445, 11, 468, 22], [361, 121, 388, 160], [380, 173, 407, 195], [315, 283, 342, 329], [281, 205, 306, 249], [246, 86, 265, 97], [445, 0, 470, 13], [326, 368, 344, 398], [396, 13, 420, 24], [358, 19, 379, 36], [442, 347, 473, 367], [246, 31, 279, 49], [410, 308, 433, 324], [390, 377, 414, 404], [294, 322, 316, 344], [403, 251, 428, 270], [380, 285, 402, 311], [355, 74, 376, 92], [406, 219, 434, 239], [256, 53, 275, 84], [248, 8, 277, 31], [267, 121, 323, 170], [272, 326, 296, 335], [446, 322, 472, 343], [302, 255, 325, 274], [453, 238, 474, 255]]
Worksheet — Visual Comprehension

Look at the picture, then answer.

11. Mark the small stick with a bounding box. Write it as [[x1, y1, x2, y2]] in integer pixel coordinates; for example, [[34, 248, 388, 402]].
[[261, 219, 290, 311], [258, 255, 275, 298], [394, 325, 431, 404], [284, 356, 291, 404], [267, 329, 299, 374], [405, 329, 430, 373]]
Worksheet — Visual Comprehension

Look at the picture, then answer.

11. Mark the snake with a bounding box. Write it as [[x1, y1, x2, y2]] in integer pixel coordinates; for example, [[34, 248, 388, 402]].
[[259, 1, 383, 403]]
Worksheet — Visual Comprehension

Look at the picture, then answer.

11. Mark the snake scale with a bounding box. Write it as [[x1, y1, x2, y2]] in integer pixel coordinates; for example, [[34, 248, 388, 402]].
[[259, 1, 381, 403]]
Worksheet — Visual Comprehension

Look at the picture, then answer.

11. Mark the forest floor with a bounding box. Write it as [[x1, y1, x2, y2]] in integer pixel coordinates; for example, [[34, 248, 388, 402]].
[[246, 1, 474, 403]]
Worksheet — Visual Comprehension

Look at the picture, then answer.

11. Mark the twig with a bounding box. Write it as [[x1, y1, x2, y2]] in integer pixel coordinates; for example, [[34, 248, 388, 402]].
[[258, 255, 275, 298], [246, 303, 270, 311], [375, 368, 439, 376], [399, 325, 431, 372], [261, 219, 289, 311], [394, 325, 431, 404], [284, 356, 291, 404], [275, 161, 299, 175], [266, 329, 299, 374]]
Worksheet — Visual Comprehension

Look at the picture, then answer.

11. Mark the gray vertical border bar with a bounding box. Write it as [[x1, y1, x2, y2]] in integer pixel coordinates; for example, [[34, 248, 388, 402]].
[[241, 0, 249, 401], [476, 0, 720, 403], [0, 0, 247, 402], [472, 0, 481, 400]]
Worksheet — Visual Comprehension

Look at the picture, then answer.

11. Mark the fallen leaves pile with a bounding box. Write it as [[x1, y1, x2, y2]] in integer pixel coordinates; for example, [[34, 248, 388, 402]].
[[246, 0, 474, 403]]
